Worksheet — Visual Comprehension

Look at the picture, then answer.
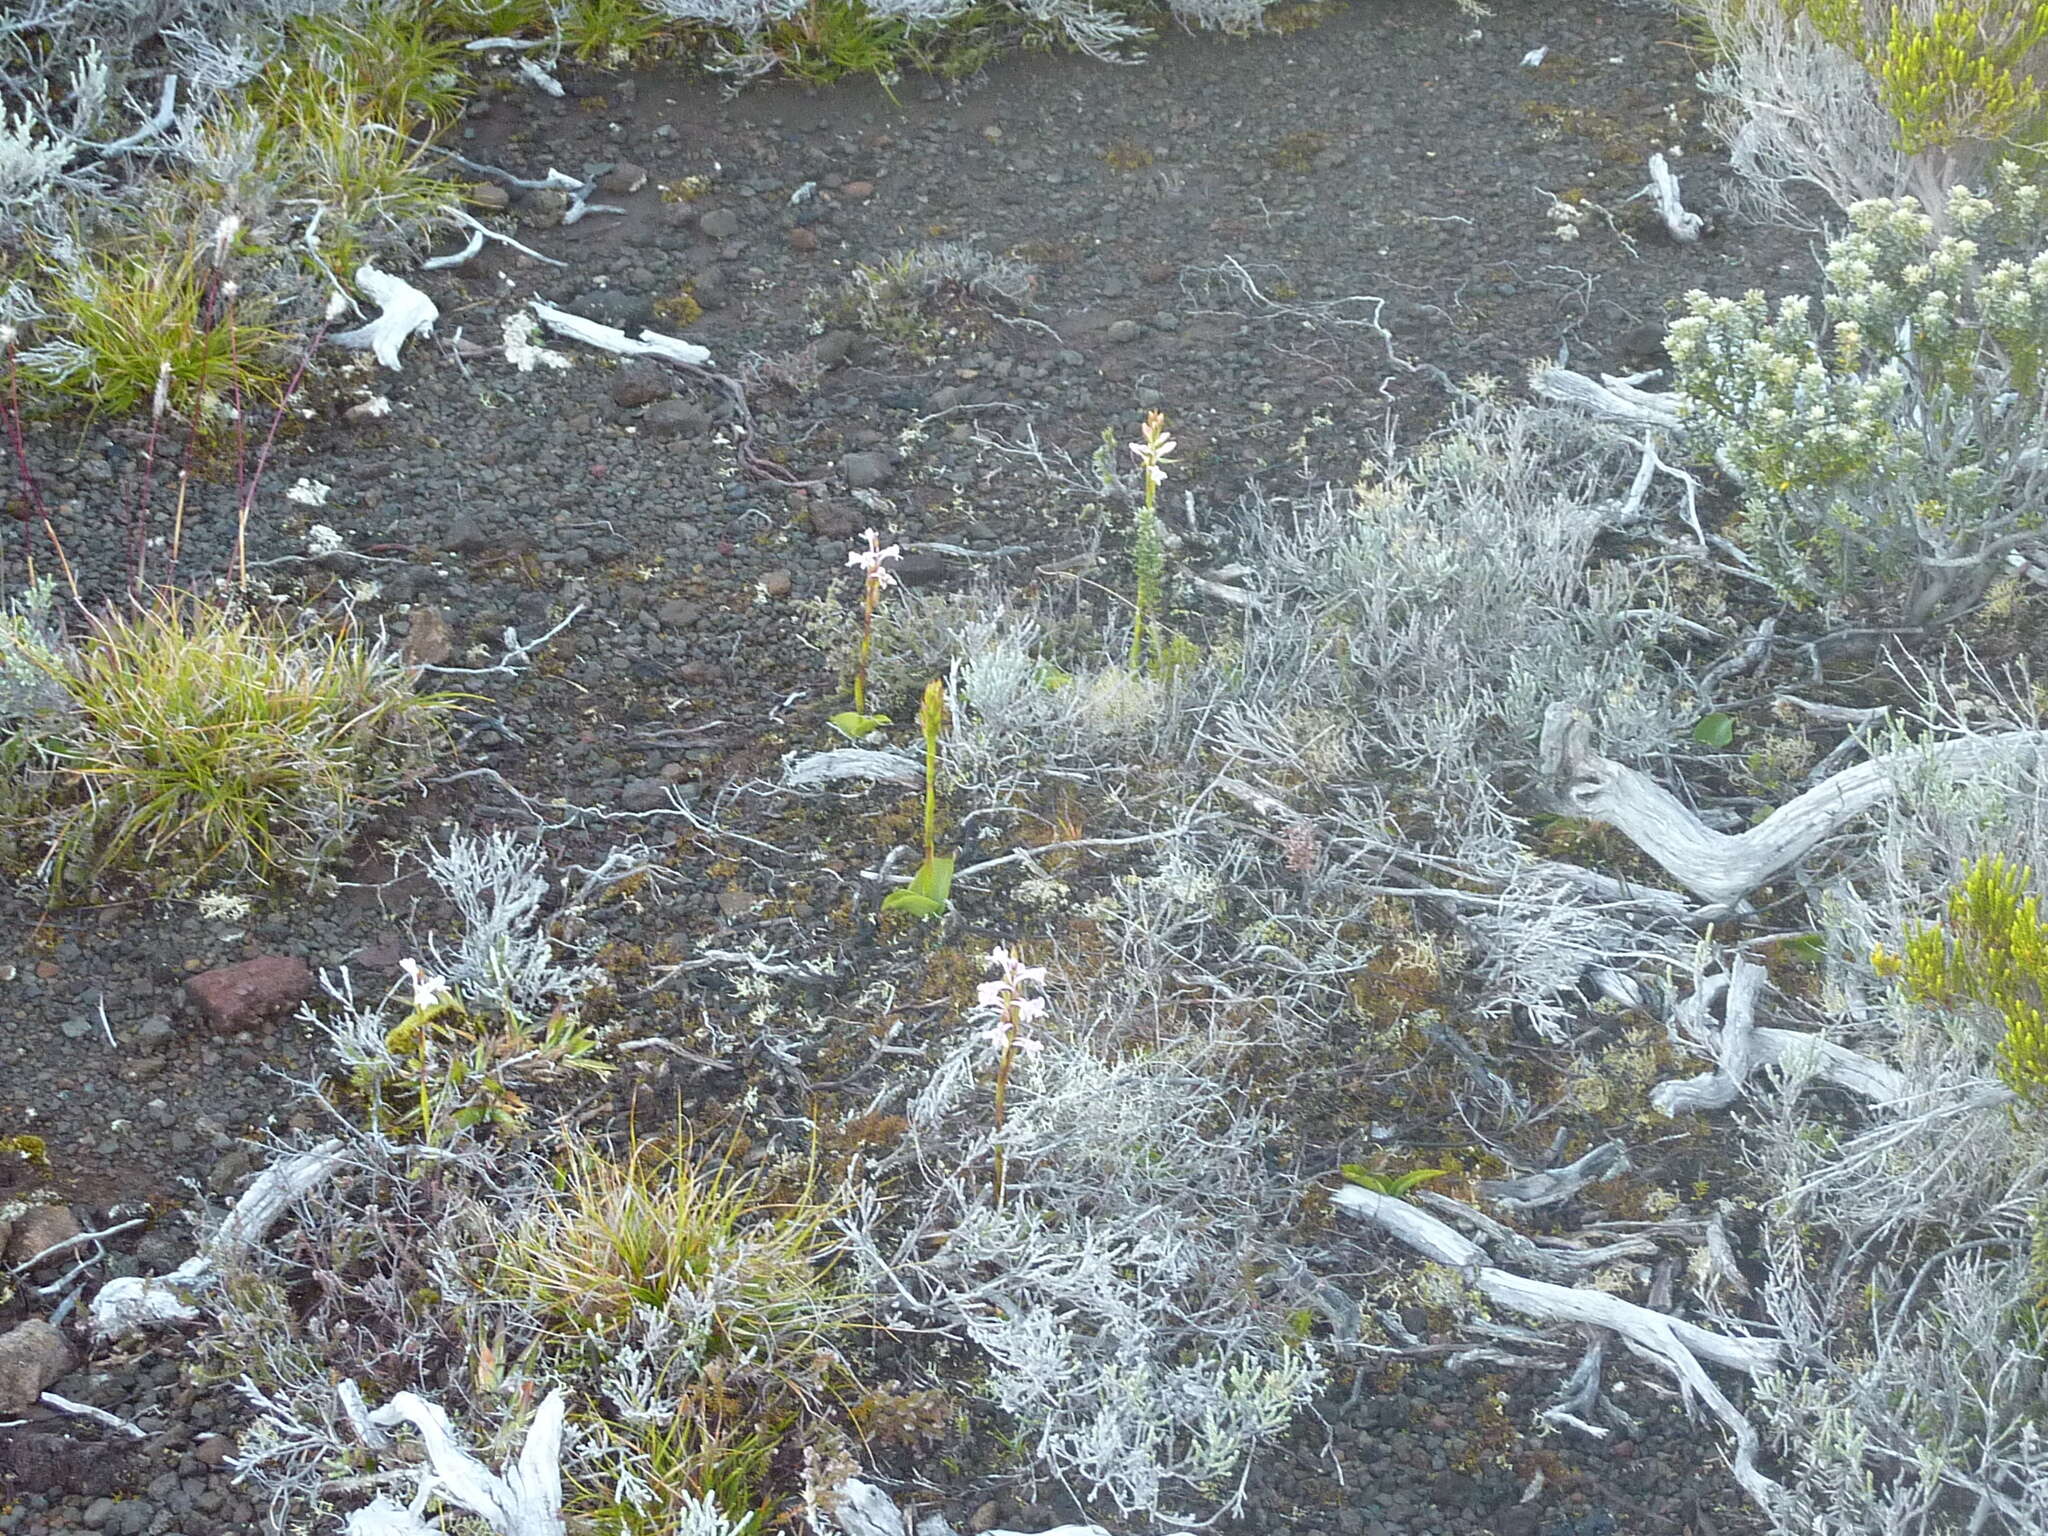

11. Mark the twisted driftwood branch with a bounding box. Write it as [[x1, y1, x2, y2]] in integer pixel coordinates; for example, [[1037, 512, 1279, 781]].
[[1540, 704, 2048, 904], [1651, 958, 1909, 1116], [1335, 1185, 1782, 1509]]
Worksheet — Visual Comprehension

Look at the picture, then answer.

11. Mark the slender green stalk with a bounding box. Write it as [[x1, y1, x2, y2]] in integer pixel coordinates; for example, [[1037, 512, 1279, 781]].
[[1127, 410, 1176, 672], [918, 677, 943, 860]]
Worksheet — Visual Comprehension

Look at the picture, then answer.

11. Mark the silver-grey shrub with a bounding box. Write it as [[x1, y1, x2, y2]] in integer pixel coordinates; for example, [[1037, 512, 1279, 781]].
[[1669, 178, 2048, 628], [849, 983, 1324, 1524], [1226, 397, 1689, 859], [1746, 667, 2048, 1534]]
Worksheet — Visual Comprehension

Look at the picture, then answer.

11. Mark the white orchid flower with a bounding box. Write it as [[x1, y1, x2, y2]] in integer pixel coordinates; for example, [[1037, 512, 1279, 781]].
[[846, 527, 902, 586], [398, 958, 453, 1012]]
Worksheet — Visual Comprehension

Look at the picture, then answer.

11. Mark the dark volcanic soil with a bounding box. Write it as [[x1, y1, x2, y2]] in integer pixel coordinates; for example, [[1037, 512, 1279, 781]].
[[1, 2, 1805, 1532]]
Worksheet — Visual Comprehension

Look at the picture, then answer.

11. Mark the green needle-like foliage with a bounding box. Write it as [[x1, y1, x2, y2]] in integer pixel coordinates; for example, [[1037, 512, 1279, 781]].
[[1, 594, 458, 898], [1878, 854, 2048, 1112]]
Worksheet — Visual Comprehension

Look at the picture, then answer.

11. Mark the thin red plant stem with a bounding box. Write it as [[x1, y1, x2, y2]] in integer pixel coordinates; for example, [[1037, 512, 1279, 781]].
[[164, 264, 230, 591], [233, 315, 334, 588], [1, 338, 76, 603]]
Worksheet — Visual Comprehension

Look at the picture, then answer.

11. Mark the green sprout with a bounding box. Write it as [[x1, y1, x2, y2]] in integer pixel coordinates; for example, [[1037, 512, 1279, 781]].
[[881, 678, 953, 920], [831, 527, 898, 741], [1339, 1164, 1449, 1199]]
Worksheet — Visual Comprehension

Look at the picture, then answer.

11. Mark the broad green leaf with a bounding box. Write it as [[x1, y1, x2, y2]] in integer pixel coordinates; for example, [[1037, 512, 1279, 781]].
[[1781, 932, 1828, 963], [1390, 1168, 1448, 1196], [829, 710, 891, 740], [1693, 712, 1736, 747], [882, 853, 955, 920]]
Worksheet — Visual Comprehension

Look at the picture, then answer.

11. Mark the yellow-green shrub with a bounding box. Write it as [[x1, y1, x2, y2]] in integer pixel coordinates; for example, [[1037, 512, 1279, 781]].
[[1876, 854, 2048, 1110], [1789, 0, 2048, 165]]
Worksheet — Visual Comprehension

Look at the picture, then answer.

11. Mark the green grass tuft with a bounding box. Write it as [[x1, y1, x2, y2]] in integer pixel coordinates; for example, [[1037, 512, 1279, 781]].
[[0, 592, 458, 899]]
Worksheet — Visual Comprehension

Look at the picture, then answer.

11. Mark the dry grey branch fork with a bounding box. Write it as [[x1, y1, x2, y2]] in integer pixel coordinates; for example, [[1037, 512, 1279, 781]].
[[1333, 1185, 1784, 1509], [1540, 703, 2048, 905], [1649, 956, 1909, 1117]]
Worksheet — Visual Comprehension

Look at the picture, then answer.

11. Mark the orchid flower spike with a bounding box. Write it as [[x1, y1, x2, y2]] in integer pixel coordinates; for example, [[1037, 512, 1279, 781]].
[[398, 958, 453, 1012], [211, 214, 242, 265], [846, 527, 901, 585], [1128, 411, 1178, 489]]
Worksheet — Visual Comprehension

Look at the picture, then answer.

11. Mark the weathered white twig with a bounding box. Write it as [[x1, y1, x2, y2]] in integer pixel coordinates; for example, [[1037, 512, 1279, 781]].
[[1646, 153, 1704, 242], [1541, 704, 2048, 903], [357, 1388, 566, 1536], [38, 1392, 147, 1438], [1334, 1186, 1782, 1508], [332, 267, 439, 370], [1528, 366, 1682, 430], [7, 1215, 144, 1275], [424, 210, 565, 271], [516, 58, 563, 96], [90, 1140, 347, 1338], [782, 748, 923, 790], [530, 300, 712, 368], [1478, 1141, 1627, 1211]]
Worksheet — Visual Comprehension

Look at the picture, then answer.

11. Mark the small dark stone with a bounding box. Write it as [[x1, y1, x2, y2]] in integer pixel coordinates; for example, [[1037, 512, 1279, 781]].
[[809, 499, 859, 538], [841, 450, 892, 489], [642, 399, 712, 439], [442, 513, 490, 553], [894, 552, 947, 587], [813, 331, 856, 369], [610, 361, 673, 409], [620, 777, 671, 812], [569, 288, 654, 332], [691, 272, 729, 310]]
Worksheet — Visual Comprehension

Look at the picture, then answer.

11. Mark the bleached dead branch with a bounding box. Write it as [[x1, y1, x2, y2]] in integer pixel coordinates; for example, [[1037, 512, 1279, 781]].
[[338, 1389, 566, 1536], [1645, 153, 1704, 242], [782, 747, 923, 789], [425, 210, 565, 271], [531, 299, 712, 366], [90, 1139, 347, 1338], [1528, 365, 1682, 430], [1333, 1186, 1782, 1508], [332, 267, 439, 370], [1478, 1140, 1627, 1211], [1650, 957, 1908, 1115], [1540, 703, 2048, 904]]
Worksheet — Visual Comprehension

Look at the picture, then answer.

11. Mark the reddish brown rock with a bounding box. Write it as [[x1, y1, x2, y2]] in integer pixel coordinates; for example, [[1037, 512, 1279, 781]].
[[185, 955, 314, 1034], [0, 1321, 72, 1414], [788, 227, 818, 252], [400, 605, 453, 668], [842, 180, 874, 199], [3, 1205, 81, 1269]]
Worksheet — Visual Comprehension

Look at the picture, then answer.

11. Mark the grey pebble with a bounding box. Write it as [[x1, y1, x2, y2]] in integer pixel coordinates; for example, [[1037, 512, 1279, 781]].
[[841, 450, 893, 488]]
